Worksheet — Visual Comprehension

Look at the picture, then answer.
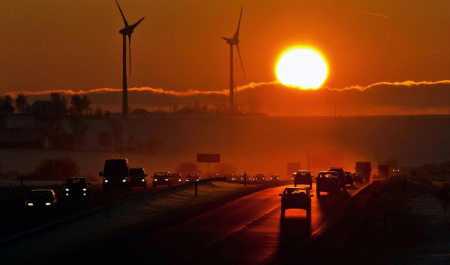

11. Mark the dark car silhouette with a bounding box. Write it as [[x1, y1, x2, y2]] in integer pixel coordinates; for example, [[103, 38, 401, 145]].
[[64, 177, 90, 198], [152, 172, 172, 188], [25, 189, 58, 209], [186, 173, 201, 182], [294, 170, 313, 188], [129, 167, 148, 188], [316, 171, 341, 196], [270, 174, 280, 181], [99, 159, 131, 192], [280, 187, 313, 217], [344, 171, 354, 186], [328, 167, 346, 190]]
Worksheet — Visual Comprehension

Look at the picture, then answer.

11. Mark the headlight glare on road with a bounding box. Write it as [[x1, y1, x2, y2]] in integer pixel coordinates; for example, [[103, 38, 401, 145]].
[[66, 193, 69, 196], [83, 193, 87, 196]]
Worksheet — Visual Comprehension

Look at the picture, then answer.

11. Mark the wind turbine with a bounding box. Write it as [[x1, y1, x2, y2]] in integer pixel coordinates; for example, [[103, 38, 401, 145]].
[[222, 6, 246, 111], [115, 0, 145, 119]]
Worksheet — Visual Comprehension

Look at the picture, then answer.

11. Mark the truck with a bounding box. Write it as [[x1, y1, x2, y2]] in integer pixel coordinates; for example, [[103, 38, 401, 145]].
[[99, 159, 131, 192], [355, 161, 372, 182], [378, 164, 390, 179]]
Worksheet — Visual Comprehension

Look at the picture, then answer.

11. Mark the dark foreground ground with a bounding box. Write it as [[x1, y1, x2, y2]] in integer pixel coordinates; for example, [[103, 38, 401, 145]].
[[277, 179, 450, 265]]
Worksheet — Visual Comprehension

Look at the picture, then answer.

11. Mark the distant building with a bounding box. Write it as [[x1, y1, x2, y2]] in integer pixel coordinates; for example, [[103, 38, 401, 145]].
[[0, 101, 15, 115], [29, 100, 66, 117]]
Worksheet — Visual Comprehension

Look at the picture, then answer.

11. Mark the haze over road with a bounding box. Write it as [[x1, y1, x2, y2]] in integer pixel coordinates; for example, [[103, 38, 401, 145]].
[[77, 183, 366, 265]]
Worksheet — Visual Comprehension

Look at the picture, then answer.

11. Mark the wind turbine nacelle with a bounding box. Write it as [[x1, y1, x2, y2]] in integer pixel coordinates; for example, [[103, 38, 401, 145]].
[[119, 28, 133, 35]]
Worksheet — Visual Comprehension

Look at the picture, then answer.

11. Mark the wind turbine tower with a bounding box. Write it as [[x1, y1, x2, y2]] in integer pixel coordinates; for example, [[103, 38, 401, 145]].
[[222, 7, 246, 111], [115, 0, 145, 119]]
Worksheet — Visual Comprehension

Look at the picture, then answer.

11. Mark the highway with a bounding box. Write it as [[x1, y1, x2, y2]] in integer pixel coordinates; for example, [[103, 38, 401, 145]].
[[75, 182, 366, 265]]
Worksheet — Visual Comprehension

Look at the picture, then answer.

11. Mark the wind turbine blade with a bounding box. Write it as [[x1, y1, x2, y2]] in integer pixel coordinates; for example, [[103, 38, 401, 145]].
[[236, 44, 246, 81], [115, 0, 129, 27], [130, 17, 145, 30], [128, 35, 132, 77], [233, 6, 243, 40]]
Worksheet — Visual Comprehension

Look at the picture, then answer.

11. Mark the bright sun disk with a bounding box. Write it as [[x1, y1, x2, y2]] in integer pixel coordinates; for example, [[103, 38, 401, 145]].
[[276, 48, 328, 89]]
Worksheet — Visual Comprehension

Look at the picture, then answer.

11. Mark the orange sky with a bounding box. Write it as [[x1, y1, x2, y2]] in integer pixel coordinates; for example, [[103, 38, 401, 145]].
[[1, 0, 450, 113]]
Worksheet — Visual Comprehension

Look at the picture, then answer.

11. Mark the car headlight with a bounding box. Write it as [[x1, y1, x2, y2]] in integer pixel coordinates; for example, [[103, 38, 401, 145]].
[[122, 179, 127, 183], [165, 179, 169, 181], [196, 179, 199, 181], [45, 202, 51, 206], [142, 179, 145, 182], [66, 193, 69, 196], [186, 179, 189, 182], [65, 188, 69, 191], [154, 179, 158, 181], [27, 202, 33, 206], [178, 179, 182, 182], [83, 193, 87, 196], [83, 188, 87, 191], [104, 179, 109, 183]]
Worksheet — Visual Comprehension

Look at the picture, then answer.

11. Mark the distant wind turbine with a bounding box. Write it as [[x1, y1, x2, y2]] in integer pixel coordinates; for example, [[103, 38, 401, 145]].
[[222, 6, 246, 111], [115, 0, 145, 119]]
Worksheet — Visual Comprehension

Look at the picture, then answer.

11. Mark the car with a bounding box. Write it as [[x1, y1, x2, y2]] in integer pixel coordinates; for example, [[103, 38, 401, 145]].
[[99, 159, 131, 192], [344, 171, 354, 186], [25, 189, 58, 209], [152, 172, 172, 188], [270, 174, 280, 181], [279, 187, 313, 217], [185, 173, 200, 182], [328, 167, 346, 190], [170, 173, 184, 184], [316, 171, 341, 196], [64, 177, 90, 198], [294, 170, 313, 188], [353, 172, 363, 183], [129, 168, 148, 188], [253, 174, 266, 182]]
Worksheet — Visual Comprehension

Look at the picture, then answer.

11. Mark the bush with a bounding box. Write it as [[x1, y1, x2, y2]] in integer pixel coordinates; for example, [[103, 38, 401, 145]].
[[30, 157, 79, 180]]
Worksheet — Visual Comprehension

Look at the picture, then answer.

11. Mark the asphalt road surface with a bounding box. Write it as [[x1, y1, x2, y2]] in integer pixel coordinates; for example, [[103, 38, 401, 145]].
[[76, 182, 367, 265]]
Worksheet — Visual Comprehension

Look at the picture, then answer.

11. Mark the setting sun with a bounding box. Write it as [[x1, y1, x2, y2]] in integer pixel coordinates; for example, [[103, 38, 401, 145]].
[[276, 48, 328, 89]]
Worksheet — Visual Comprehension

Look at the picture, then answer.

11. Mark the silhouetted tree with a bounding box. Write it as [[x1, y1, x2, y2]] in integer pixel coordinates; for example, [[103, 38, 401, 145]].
[[50, 93, 67, 109], [71, 95, 83, 117], [1, 95, 13, 105], [31, 157, 79, 180], [81, 95, 92, 117], [70, 115, 89, 150], [98, 131, 112, 151], [15, 94, 30, 114], [176, 162, 201, 177], [95, 107, 103, 119], [214, 163, 237, 176]]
